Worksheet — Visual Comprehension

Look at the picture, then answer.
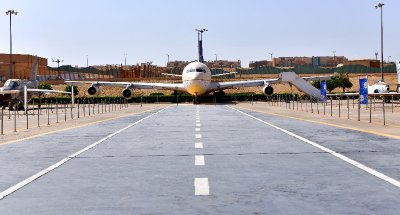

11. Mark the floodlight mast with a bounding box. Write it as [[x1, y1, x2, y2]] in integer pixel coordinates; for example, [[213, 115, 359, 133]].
[[6, 10, 18, 79], [52, 58, 64, 77], [195, 29, 208, 63], [375, 3, 384, 81]]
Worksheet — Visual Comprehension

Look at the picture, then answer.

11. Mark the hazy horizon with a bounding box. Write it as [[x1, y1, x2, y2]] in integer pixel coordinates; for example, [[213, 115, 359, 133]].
[[1, 0, 399, 68]]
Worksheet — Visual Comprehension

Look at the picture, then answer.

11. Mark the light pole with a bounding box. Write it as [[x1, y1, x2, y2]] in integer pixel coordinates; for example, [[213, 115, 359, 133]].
[[195, 28, 208, 63], [333, 51, 336, 66], [6, 10, 18, 79], [52, 58, 63, 78], [166, 54, 170, 65], [375, 3, 384, 81]]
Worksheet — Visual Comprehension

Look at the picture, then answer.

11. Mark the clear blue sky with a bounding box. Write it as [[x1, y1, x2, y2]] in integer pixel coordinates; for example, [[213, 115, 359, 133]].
[[0, 0, 399, 68]]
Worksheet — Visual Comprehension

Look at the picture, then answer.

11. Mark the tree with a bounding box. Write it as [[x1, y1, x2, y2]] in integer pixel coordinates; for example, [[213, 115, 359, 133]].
[[65, 85, 79, 96], [335, 73, 353, 92], [312, 73, 353, 93], [38, 82, 53, 90], [312, 80, 337, 93]]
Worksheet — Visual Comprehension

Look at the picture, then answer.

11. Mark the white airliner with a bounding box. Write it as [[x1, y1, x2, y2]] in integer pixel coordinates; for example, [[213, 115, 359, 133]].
[[66, 61, 331, 102], [329, 60, 400, 97], [367, 60, 400, 94]]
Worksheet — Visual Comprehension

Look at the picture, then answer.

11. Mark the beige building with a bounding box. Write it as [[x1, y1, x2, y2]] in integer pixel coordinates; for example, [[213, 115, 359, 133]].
[[0, 54, 49, 80], [167, 60, 241, 70]]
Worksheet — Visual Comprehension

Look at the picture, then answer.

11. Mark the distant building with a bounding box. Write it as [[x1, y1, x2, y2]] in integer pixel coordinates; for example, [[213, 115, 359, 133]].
[[249, 60, 272, 68], [272, 57, 312, 67], [343, 59, 380, 68], [167, 60, 241, 70], [0, 54, 48, 80], [311, 56, 348, 67]]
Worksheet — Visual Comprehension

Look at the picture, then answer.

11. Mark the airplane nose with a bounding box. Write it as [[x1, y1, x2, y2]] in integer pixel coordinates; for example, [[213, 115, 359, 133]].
[[193, 72, 202, 80]]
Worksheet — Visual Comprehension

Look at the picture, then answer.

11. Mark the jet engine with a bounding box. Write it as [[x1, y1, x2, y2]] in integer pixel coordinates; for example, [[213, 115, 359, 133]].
[[262, 85, 274, 96], [87, 85, 100, 96], [122, 88, 133, 98]]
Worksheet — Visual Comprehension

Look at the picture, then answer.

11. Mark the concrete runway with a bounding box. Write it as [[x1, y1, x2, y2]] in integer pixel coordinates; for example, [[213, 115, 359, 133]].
[[0, 104, 399, 214]]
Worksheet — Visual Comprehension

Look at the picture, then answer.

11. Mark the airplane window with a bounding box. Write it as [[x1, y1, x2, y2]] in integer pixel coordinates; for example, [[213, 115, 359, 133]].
[[196, 68, 206, 73], [9, 81, 18, 87]]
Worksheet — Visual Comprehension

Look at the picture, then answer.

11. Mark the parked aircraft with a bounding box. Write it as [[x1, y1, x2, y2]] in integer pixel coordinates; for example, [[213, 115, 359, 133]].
[[367, 60, 400, 94], [0, 61, 70, 110], [66, 33, 329, 102]]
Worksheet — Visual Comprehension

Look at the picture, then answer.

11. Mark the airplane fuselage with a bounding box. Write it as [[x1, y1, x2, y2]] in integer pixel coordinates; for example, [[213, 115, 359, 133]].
[[0, 79, 38, 107], [181, 62, 212, 96]]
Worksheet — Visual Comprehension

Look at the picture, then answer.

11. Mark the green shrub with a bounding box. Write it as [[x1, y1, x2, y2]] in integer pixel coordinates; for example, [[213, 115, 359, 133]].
[[38, 82, 53, 90], [65, 85, 79, 96]]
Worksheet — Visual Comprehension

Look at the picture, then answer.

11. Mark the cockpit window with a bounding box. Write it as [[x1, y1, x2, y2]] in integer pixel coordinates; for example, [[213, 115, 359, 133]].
[[196, 68, 206, 73], [185, 67, 207, 73], [186, 68, 195, 73], [4, 80, 19, 88]]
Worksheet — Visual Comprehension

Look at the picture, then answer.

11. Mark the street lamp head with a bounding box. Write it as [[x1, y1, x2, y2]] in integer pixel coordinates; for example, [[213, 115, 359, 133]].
[[195, 28, 208, 33], [375, 3, 384, 8], [5, 10, 18, 15]]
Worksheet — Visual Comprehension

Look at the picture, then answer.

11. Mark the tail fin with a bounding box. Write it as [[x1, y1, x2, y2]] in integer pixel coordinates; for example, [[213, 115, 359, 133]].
[[396, 60, 400, 93], [30, 57, 38, 81]]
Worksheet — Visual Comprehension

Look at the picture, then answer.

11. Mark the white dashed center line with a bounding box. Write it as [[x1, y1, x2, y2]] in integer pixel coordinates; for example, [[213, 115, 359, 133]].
[[195, 134, 202, 139], [196, 124, 201, 127], [195, 128, 201, 132], [195, 142, 203, 149], [194, 178, 210, 195], [195, 155, 205, 166]]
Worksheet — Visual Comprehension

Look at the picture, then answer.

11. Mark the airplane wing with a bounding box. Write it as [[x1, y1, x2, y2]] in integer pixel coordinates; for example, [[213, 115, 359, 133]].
[[0, 90, 20, 95], [161, 73, 182, 77], [66, 81, 186, 92], [207, 78, 280, 92], [27, 89, 71, 94], [211, 72, 237, 77]]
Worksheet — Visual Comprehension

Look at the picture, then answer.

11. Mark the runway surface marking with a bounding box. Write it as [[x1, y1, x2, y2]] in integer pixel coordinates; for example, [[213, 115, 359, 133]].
[[229, 106, 400, 188], [195, 142, 203, 149], [237, 106, 400, 140], [194, 178, 210, 195], [194, 106, 209, 195], [195, 155, 205, 166], [0, 107, 163, 146], [196, 123, 201, 127], [0, 107, 169, 200]]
